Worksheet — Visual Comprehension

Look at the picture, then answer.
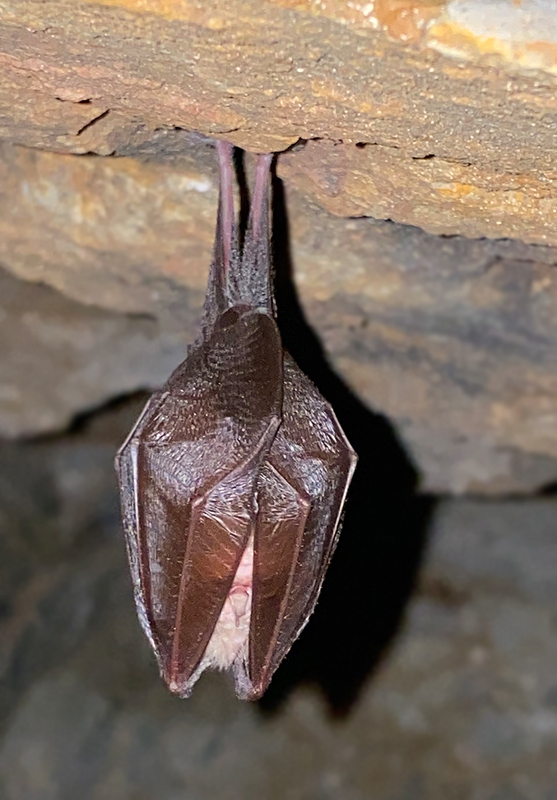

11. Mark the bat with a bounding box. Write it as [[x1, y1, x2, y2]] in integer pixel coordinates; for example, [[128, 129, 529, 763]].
[[115, 141, 357, 700]]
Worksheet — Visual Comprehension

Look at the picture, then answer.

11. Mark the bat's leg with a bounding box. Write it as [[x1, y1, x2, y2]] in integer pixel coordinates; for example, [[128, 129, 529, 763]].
[[239, 152, 275, 314], [200, 140, 238, 329], [215, 140, 235, 275], [249, 154, 273, 242]]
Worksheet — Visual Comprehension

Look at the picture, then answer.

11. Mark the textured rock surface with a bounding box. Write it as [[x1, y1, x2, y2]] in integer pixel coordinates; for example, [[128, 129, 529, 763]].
[[1, 140, 557, 492], [2, 411, 557, 798], [280, 139, 557, 246], [0, 0, 556, 491], [0, 0, 555, 240], [0, 268, 190, 436]]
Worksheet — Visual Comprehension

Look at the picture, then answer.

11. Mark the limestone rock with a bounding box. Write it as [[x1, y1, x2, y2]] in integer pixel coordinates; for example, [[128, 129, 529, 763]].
[[279, 139, 557, 246], [0, 267, 191, 437], [0, 1, 555, 239]]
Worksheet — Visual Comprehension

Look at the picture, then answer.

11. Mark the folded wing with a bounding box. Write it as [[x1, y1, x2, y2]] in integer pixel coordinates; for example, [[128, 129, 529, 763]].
[[246, 356, 357, 697], [115, 310, 282, 696]]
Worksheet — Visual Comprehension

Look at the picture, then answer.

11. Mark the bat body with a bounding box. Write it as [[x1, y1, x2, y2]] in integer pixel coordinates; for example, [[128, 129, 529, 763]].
[[115, 142, 357, 699]]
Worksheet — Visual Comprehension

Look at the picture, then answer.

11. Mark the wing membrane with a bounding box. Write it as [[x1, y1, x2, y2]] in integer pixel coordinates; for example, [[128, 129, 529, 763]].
[[167, 470, 258, 695], [246, 356, 357, 696], [245, 462, 310, 697], [115, 310, 282, 695]]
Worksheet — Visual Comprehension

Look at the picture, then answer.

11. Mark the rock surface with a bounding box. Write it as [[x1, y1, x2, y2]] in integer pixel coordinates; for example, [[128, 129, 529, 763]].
[[280, 139, 557, 246], [2, 407, 557, 798], [0, 0, 555, 239], [0, 0, 556, 492], [0, 267, 192, 436]]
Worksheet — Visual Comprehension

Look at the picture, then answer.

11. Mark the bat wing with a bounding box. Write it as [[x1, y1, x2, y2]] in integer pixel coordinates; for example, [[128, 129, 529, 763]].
[[236, 460, 310, 698], [243, 355, 357, 698], [116, 310, 282, 696]]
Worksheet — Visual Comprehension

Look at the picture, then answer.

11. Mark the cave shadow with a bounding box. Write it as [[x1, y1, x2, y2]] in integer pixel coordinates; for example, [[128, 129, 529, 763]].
[[255, 163, 438, 717]]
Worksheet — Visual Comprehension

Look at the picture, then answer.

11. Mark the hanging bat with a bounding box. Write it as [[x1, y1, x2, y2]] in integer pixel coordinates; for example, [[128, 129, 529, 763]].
[[115, 141, 357, 700]]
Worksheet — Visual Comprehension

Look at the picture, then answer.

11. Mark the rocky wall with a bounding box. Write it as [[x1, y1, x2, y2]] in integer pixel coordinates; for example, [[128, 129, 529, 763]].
[[0, 0, 556, 493]]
